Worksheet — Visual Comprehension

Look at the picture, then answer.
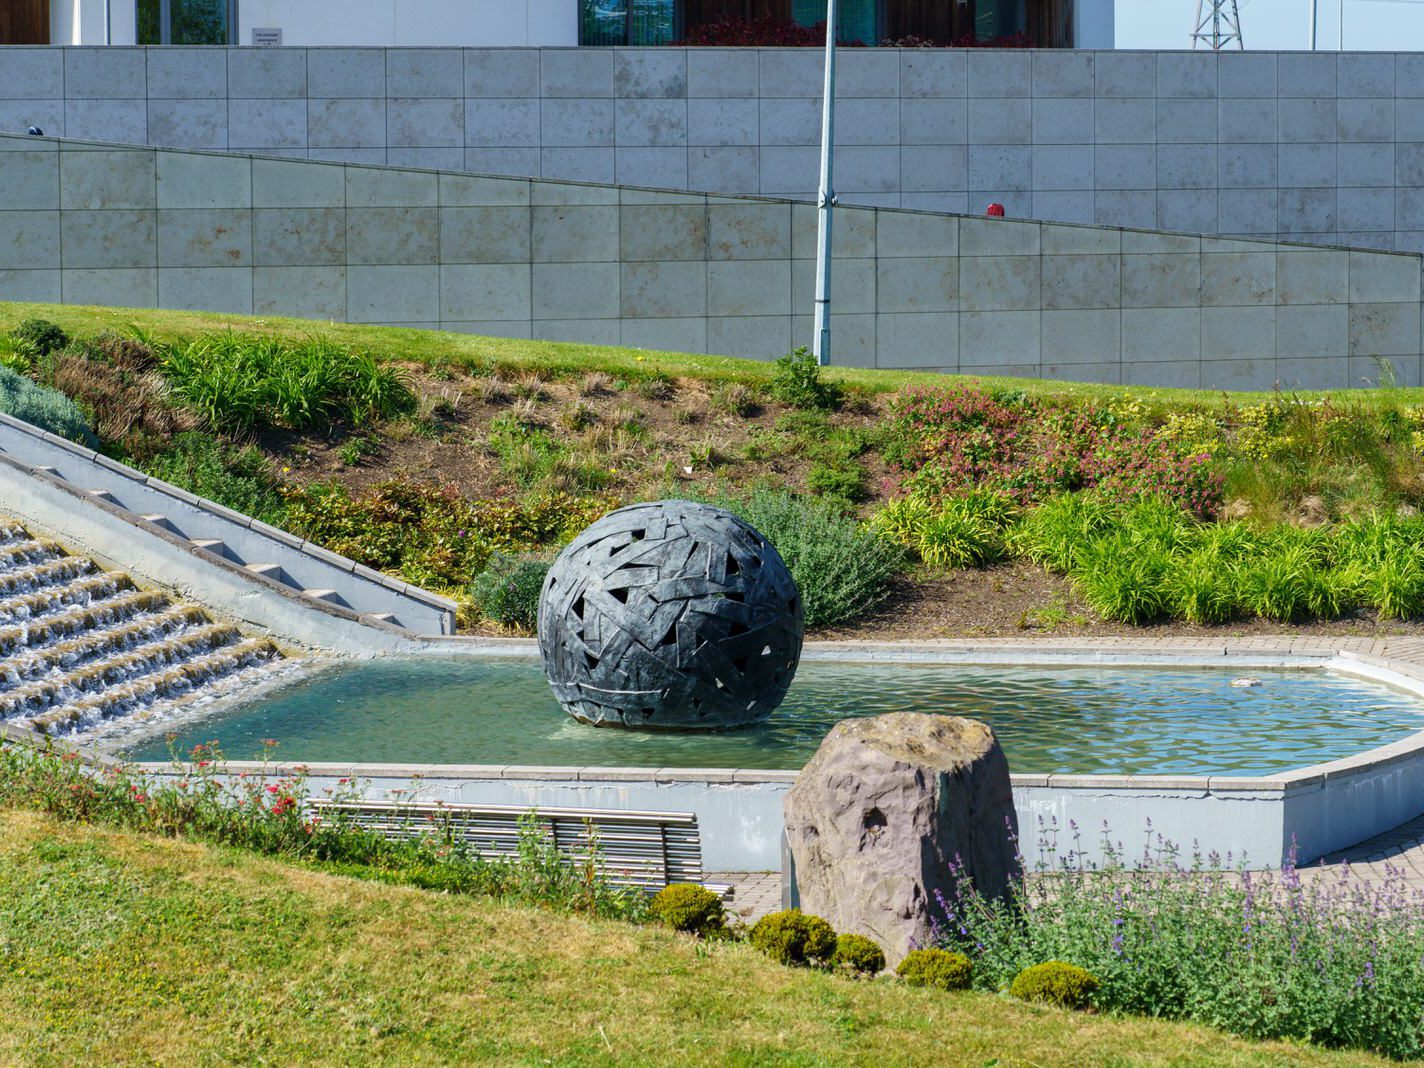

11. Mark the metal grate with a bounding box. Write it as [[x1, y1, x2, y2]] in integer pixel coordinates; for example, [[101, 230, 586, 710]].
[[310, 799, 728, 896]]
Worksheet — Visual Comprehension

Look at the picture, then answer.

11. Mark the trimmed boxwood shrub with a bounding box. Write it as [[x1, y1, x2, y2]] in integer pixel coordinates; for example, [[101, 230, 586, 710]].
[[832, 933, 885, 975], [896, 948, 972, 991], [1009, 961, 1100, 1009], [748, 909, 836, 966], [649, 883, 726, 938]]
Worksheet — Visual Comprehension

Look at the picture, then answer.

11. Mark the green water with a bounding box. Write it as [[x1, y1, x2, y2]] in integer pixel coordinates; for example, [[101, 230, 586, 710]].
[[116, 658, 1424, 776]]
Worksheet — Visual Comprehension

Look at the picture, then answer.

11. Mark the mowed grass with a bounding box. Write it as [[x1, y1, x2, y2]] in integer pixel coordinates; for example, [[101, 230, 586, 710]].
[[0, 810, 1389, 1067], [5, 300, 1421, 411]]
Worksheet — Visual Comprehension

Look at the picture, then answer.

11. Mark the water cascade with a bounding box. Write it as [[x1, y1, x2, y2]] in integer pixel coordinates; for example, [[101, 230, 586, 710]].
[[0, 520, 282, 735]]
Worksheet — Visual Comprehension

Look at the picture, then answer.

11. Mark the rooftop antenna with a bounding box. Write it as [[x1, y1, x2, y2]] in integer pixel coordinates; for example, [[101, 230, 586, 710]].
[[1191, 0, 1244, 48]]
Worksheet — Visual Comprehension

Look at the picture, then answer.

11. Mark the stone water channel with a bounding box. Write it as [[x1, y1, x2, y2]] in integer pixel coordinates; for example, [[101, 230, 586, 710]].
[[0, 519, 285, 735]]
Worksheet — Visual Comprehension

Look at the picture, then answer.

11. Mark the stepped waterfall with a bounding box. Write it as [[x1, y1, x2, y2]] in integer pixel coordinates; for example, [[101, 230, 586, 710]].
[[0, 520, 283, 736]]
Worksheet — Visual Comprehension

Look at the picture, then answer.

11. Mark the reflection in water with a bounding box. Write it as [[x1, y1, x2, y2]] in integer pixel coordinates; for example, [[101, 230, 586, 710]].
[[116, 659, 1424, 777]]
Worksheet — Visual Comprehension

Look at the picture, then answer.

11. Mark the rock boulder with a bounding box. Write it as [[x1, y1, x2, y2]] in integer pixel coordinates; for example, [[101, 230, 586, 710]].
[[782, 712, 1019, 966]]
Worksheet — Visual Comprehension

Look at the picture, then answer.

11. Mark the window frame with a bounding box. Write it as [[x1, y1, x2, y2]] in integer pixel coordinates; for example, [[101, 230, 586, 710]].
[[579, 0, 683, 47], [138, 0, 238, 45]]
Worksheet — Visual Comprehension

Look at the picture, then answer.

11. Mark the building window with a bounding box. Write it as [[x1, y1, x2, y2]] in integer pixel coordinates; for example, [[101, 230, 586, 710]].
[[580, 0, 678, 46], [137, 0, 235, 45], [791, 0, 879, 45]]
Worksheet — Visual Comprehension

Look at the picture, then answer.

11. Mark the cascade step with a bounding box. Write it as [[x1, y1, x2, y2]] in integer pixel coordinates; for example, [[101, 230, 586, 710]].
[[32, 466, 63, 480], [245, 562, 286, 582], [191, 539, 229, 560], [0, 589, 171, 656], [0, 555, 98, 600], [24, 637, 280, 734], [0, 571, 134, 625], [0, 622, 248, 718], [140, 514, 181, 535], [86, 489, 119, 506], [0, 603, 212, 687], [304, 589, 347, 606], [0, 540, 64, 574]]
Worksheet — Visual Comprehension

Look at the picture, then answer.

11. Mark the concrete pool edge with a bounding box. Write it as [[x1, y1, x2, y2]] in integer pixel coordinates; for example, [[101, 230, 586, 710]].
[[103, 635, 1424, 871]]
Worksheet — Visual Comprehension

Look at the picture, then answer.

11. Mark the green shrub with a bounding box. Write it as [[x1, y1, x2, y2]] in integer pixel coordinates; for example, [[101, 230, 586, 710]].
[[1071, 537, 1170, 624], [895, 948, 972, 991], [1010, 493, 1117, 573], [1364, 554, 1424, 620], [1009, 961, 1100, 1010], [913, 492, 1015, 570], [470, 555, 550, 631], [770, 348, 842, 411], [1236, 546, 1317, 622], [706, 489, 903, 628], [748, 909, 837, 966], [649, 883, 727, 937], [832, 933, 885, 975], [0, 365, 96, 446], [805, 459, 864, 504], [10, 318, 68, 360], [143, 433, 288, 527], [1163, 553, 1235, 624]]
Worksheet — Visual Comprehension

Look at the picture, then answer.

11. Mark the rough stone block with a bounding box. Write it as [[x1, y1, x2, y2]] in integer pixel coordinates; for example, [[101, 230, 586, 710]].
[[436, 204, 528, 265], [228, 99, 306, 149], [228, 49, 308, 99], [1122, 307, 1200, 361], [959, 216, 1039, 256], [463, 146, 539, 179], [1157, 51, 1216, 99], [837, 50, 900, 98], [1031, 98, 1093, 145], [1350, 301, 1421, 356], [157, 266, 251, 314], [0, 100, 64, 138], [758, 49, 824, 98], [0, 210, 58, 270], [1278, 143, 1337, 189], [795, 312, 876, 367], [1041, 224, 1120, 256], [612, 147, 684, 188], [346, 165, 437, 207], [252, 265, 346, 319], [252, 158, 344, 208], [1218, 97, 1277, 144], [619, 204, 706, 261], [1218, 143, 1278, 189], [156, 208, 251, 268], [876, 257, 958, 313], [308, 49, 385, 99], [1279, 98, 1338, 144], [253, 207, 346, 266], [1121, 253, 1201, 307], [706, 260, 791, 317], [61, 209, 155, 269], [1041, 254, 1120, 310], [757, 145, 817, 195], [387, 98, 464, 149], [1124, 359, 1200, 388], [531, 261, 620, 319], [875, 313, 958, 369], [1157, 99, 1217, 145], [146, 100, 227, 150], [835, 98, 900, 147], [1338, 98, 1394, 144], [346, 206, 439, 265], [687, 147, 759, 193], [1031, 192, 1095, 224], [440, 172, 530, 207], [1200, 304, 1275, 360], [1032, 50, 1094, 99], [307, 98, 385, 149], [1158, 144, 1217, 190], [1277, 303, 1348, 358], [347, 264, 439, 322], [1276, 249, 1348, 304], [1397, 55, 1424, 98], [439, 262, 531, 321], [146, 50, 225, 100], [1218, 52, 1277, 98], [686, 49, 759, 99], [967, 50, 1030, 98], [386, 147, 463, 171], [1216, 188, 1280, 234], [532, 318, 622, 345], [63, 99, 147, 144], [61, 267, 156, 308], [64, 49, 145, 99], [540, 98, 615, 148], [1041, 308, 1120, 364], [1352, 354, 1421, 387], [1199, 358, 1278, 390], [1337, 187, 1395, 233], [896, 145, 964, 194], [541, 49, 613, 98], [706, 314, 792, 361], [0, 48, 62, 100], [792, 203, 876, 258], [465, 49, 539, 98]]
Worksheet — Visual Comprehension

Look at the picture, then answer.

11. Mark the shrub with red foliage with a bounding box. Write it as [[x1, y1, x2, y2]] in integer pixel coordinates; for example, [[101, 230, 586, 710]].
[[677, 16, 865, 46], [889, 385, 1223, 517]]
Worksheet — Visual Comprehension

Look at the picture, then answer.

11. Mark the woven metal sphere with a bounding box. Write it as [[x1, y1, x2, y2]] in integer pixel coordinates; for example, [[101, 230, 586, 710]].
[[538, 500, 804, 730]]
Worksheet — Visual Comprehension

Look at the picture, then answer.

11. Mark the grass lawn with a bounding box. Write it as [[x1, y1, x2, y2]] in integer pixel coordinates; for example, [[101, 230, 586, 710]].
[[0, 808, 1390, 1067], [5, 300, 1420, 409]]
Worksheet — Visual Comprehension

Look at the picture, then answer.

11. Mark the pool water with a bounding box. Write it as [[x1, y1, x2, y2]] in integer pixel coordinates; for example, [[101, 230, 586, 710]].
[[114, 658, 1424, 776]]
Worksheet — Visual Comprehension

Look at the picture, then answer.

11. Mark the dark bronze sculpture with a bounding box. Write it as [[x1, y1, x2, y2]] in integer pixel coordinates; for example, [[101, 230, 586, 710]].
[[538, 500, 803, 730]]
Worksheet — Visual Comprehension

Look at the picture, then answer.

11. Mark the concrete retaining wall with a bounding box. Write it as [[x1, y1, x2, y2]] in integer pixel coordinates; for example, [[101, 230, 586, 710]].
[[5, 132, 1424, 387], [3, 46, 1423, 253]]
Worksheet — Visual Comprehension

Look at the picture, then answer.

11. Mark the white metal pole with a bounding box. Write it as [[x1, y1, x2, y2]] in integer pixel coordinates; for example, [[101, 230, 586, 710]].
[[812, 0, 837, 367], [1309, 0, 1318, 48]]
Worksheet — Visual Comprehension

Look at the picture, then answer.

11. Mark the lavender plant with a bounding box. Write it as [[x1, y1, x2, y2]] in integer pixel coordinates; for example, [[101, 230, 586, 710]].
[[935, 819, 1424, 1060]]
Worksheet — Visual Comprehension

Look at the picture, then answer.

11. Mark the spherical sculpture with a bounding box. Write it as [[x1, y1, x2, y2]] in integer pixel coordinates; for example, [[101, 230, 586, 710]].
[[538, 500, 803, 730]]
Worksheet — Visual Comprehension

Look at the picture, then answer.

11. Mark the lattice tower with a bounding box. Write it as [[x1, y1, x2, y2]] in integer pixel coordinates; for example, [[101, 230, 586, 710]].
[[1191, 0, 1244, 49]]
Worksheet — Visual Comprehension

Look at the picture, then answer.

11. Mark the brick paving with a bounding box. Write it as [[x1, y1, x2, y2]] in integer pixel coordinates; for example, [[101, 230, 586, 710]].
[[710, 872, 781, 925]]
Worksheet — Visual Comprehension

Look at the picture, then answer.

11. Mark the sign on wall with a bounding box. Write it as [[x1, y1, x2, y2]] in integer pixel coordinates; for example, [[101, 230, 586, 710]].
[[252, 27, 283, 46]]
